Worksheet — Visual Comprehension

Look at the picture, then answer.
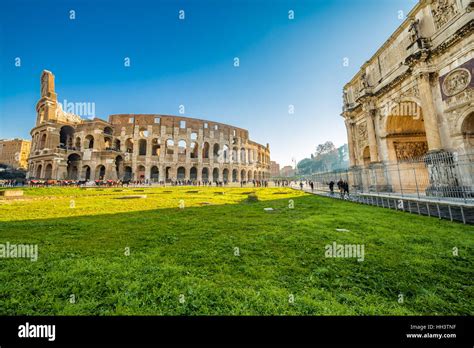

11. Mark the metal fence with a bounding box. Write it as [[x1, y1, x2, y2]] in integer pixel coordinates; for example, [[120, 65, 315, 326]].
[[306, 151, 474, 204]]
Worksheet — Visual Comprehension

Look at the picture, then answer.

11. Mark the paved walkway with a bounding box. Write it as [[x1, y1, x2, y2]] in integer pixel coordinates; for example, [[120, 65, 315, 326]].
[[291, 184, 474, 225]]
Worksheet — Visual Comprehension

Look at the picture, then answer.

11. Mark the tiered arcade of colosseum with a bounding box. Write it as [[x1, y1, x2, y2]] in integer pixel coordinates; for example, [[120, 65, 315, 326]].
[[28, 70, 271, 182]]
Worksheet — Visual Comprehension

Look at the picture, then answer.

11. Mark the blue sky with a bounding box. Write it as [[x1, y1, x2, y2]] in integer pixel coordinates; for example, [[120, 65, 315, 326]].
[[0, 0, 417, 166]]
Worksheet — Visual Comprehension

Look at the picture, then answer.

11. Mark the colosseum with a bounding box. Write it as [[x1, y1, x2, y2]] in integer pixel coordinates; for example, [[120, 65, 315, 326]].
[[27, 70, 271, 183]]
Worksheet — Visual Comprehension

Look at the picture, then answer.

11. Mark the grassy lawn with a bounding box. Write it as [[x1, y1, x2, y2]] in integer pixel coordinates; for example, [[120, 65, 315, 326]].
[[0, 186, 472, 315]]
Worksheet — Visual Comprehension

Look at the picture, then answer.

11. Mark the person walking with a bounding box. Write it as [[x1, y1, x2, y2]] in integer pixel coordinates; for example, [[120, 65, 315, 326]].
[[329, 181, 335, 195], [310, 181, 314, 192]]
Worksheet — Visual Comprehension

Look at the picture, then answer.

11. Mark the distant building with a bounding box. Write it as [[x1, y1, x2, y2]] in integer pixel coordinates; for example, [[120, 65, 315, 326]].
[[28, 70, 271, 181], [270, 161, 280, 177], [280, 165, 295, 177], [0, 139, 31, 169]]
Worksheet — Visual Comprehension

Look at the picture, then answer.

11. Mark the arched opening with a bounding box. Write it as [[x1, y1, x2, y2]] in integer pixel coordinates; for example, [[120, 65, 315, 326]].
[[39, 134, 47, 149], [36, 164, 42, 178], [212, 168, 219, 181], [190, 142, 198, 159], [104, 137, 112, 149], [104, 127, 113, 136], [114, 139, 121, 151], [461, 112, 474, 149], [232, 169, 238, 182], [95, 165, 106, 180], [248, 170, 252, 181], [254, 170, 257, 180], [190, 167, 197, 180], [60, 126, 74, 149], [202, 142, 210, 159], [178, 140, 186, 155], [139, 127, 148, 137], [115, 156, 123, 178], [138, 139, 147, 156], [124, 166, 132, 181], [44, 164, 52, 179], [232, 147, 238, 163], [137, 165, 146, 180], [67, 154, 81, 179], [213, 143, 220, 158], [83, 165, 91, 180], [177, 166, 186, 180], [241, 169, 246, 181], [152, 139, 161, 156], [240, 148, 246, 163], [222, 168, 229, 182], [84, 135, 94, 150], [166, 166, 172, 181], [362, 146, 371, 166], [202, 167, 209, 181], [125, 138, 133, 153], [75, 137, 81, 150], [223, 145, 229, 163], [166, 139, 174, 155], [386, 102, 427, 162], [150, 166, 159, 182]]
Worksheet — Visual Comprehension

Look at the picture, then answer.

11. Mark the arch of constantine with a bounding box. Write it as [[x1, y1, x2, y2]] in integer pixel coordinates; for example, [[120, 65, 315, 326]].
[[342, 0, 473, 196], [27, 71, 271, 182]]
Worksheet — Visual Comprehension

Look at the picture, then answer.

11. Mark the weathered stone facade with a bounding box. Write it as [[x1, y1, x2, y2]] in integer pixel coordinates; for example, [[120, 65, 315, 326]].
[[0, 139, 31, 169], [27, 71, 271, 182], [341, 0, 473, 193]]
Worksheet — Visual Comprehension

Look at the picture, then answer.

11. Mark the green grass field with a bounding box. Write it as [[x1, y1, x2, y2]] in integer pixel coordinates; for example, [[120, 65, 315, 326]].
[[0, 186, 472, 315]]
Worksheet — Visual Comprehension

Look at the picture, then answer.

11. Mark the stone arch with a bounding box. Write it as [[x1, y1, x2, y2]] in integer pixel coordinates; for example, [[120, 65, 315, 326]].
[[166, 139, 174, 155], [152, 138, 160, 156], [124, 166, 132, 180], [213, 143, 220, 158], [67, 153, 81, 179], [461, 112, 474, 150], [84, 135, 94, 149], [150, 166, 159, 182], [95, 164, 106, 180], [232, 169, 238, 182], [202, 142, 210, 158], [60, 125, 74, 148], [114, 138, 121, 151], [190, 142, 198, 159], [362, 146, 371, 166], [103, 126, 113, 135], [190, 167, 197, 180], [223, 145, 230, 163], [83, 165, 91, 180], [39, 134, 47, 149], [232, 147, 238, 163], [177, 166, 186, 180], [104, 136, 112, 149], [138, 139, 147, 156], [136, 165, 146, 180], [75, 136, 82, 150], [222, 168, 229, 182], [248, 170, 253, 180], [202, 167, 209, 181], [241, 169, 246, 181], [44, 164, 53, 179], [115, 155, 124, 178], [212, 167, 219, 181], [36, 164, 42, 178], [178, 140, 186, 155], [240, 148, 246, 163], [125, 138, 134, 153]]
